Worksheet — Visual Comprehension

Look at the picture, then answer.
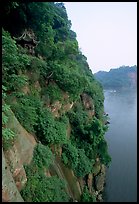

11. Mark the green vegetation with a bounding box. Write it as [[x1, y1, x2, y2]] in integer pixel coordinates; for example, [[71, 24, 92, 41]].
[[2, 85, 16, 150], [74, 149, 92, 177], [43, 83, 63, 104], [11, 94, 40, 133], [98, 140, 111, 166], [2, 2, 111, 202], [33, 143, 54, 169], [62, 142, 78, 169], [21, 171, 70, 202], [36, 106, 67, 145], [21, 144, 70, 202], [62, 102, 111, 177], [94, 65, 137, 89], [81, 186, 96, 202]]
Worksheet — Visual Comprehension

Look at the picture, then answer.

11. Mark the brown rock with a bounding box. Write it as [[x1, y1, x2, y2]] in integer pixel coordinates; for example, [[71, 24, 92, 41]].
[[4, 109, 36, 192], [2, 149, 24, 202], [87, 173, 93, 193], [95, 173, 105, 192], [81, 93, 94, 111], [101, 164, 106, 174]]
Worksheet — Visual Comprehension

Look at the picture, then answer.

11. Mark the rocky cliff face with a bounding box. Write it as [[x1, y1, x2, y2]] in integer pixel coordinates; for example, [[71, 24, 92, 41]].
[[2, 93, 107, 202], [2, 109, 36, 201], [2, 3, 110, 201], [2, 149, 24, 202]]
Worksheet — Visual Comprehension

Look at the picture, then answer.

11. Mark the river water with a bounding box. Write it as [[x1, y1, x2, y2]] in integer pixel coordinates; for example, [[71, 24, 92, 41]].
[[103, 89, 137, 202]]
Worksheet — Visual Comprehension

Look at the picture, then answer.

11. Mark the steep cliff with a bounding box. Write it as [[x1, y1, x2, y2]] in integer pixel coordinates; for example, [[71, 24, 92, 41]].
[[2, 2, 111, 202]]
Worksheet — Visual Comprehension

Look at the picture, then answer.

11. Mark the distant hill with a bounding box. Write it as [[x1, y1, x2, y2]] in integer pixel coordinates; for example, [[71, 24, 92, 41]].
[[94, 65, 137, 89]]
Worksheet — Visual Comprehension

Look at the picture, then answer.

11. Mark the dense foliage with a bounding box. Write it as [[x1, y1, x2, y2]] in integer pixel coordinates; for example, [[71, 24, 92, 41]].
[[2, 85, 16, 150], [33, 143, 54, 169], [81, 186, 96, 202], [36, 106, 67, 145], [2, 2, 111, 202], [94, 65, 137, 89], [21, 144, 70, 202], [62, 102, 111, 178], [21, 172, 70, 202]]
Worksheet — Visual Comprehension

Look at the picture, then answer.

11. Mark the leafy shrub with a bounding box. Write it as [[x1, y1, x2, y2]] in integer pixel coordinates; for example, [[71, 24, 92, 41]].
[[74, 149, 92, 177], [81, 141, 96, 162], [36, 107, 67, 145], [97, 140, 111, 166], [43, 83, 62, 104], [11, 95, 40, 133], [21, 141, 70, 202], [53, 61, 84, 97], [2, 28, 30, 72], [58, 114, 69, 125], [68, 105, 104, 145], [8, 74, 28, 92], [85, 116, 105, 145], [33, 143, 54, 169], [27, 56, 50, 80], [81, 186, 96, 202], [62, 142, 78, 169], [2, 127, 15, 150], [21, 167, 70, 202], [67, 103, 89, 135], [2, 29, 19, 71], [2, 86, 16, 150]]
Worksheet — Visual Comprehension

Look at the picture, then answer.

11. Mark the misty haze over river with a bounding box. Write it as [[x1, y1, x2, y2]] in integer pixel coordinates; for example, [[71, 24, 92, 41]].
[[103, 89, 137, 202]]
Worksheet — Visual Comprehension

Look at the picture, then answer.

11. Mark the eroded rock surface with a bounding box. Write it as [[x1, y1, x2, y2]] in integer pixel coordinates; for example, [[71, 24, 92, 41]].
[[2, 110, 37, 201], [2, 149, 24, 202]]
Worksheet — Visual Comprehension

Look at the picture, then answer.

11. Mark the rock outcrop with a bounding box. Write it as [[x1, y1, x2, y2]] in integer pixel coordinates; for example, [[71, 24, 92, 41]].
[[2, 149, 24, 202], [2, 109, 37, 201]]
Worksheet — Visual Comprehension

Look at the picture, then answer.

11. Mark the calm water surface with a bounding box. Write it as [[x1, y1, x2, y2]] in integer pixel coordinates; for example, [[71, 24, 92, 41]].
[[103, 89, 137, 202]]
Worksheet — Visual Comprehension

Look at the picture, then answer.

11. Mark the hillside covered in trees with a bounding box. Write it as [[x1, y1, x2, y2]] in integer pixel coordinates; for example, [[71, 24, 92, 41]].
[[2, 2, 111, 202], [94, 65, 137, 90]]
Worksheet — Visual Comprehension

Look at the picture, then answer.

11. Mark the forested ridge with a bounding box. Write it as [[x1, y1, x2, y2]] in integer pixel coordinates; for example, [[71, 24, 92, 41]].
[[94, 65, 137, 89], [2, 2, 111, 202]]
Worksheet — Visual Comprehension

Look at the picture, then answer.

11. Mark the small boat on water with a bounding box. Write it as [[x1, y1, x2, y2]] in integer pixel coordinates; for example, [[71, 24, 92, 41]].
[[109, 90, 116, 93]]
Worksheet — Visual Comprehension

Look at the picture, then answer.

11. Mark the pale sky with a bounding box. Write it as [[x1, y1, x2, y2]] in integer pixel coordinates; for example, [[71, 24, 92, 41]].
[[64, 2, 137, 73]]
